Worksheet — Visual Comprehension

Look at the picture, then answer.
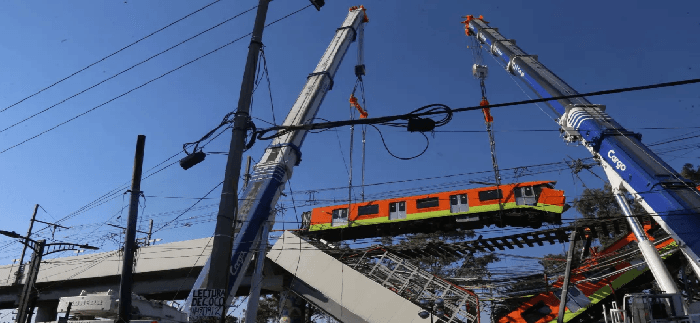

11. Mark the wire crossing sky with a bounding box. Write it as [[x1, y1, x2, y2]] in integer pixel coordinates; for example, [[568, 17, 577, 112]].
[[0, 0, 699, 320]]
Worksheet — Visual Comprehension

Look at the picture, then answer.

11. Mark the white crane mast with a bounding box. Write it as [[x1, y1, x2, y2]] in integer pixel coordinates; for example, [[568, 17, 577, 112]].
[[185, 6, 369, 319]]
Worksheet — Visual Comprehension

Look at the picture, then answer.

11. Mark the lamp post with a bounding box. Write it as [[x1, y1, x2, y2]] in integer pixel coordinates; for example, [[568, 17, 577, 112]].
[[418, 298, 445, 323], [0, 230, 98, 323]]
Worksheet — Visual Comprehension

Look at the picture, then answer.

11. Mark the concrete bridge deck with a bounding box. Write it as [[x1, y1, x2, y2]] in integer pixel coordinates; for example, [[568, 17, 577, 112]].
[[0, 237, 285, 310]]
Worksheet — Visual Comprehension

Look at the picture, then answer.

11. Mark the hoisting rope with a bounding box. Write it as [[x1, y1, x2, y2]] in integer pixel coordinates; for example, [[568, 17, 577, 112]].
[[463, 15, 505, 227], [348, 8, 369, 228]]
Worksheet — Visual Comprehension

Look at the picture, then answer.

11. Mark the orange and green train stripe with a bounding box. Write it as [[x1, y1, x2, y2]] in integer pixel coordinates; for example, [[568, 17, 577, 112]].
[[309, 202, 564, 232]]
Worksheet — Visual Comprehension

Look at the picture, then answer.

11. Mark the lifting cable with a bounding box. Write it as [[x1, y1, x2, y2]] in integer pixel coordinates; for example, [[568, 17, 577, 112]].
[[463, 15, 505, 226], [346, 10, 369, 227]]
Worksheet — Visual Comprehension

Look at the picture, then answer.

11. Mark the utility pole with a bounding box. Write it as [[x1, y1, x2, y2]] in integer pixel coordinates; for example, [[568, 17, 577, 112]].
[[0, 229, 97, 323], [117, 135, 146, 323], [14, 205, 38, 285], [205, 1, 270, 322], [243, 156, 252, 189], [16, 239, 44, 323], [557, 230, 577, 323], [146, 219, 153, 246]]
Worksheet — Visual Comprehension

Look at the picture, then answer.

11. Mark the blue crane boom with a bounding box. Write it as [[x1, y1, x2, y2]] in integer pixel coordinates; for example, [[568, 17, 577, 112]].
[[463, 16, 700, 283]]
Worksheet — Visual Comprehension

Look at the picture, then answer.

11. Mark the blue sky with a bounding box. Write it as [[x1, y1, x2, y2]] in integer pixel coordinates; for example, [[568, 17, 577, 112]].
[[1, 0, 699, 320]]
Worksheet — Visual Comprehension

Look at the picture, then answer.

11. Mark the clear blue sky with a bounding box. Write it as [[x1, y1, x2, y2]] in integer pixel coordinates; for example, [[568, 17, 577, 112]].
[[1, 0, 699, 320]]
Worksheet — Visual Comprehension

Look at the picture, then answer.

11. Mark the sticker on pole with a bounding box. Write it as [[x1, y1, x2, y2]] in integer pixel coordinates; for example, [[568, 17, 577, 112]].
[[188, 289, 225, 318]]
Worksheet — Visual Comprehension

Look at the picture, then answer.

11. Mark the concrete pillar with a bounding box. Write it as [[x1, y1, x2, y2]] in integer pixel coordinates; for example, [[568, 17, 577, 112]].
[[35, 302, 58, 323]]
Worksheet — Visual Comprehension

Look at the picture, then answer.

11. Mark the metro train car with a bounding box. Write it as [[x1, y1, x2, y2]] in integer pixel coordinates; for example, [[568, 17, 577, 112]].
[[300, 180, 567, 241], [497, 224, 680, 323]]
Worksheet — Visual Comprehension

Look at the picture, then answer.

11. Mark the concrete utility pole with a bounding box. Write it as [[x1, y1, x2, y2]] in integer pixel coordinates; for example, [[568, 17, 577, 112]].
[[206, 0, 270, 319], [14, 205, 38, 285], [16, 239, 45, 323], [557, 230, 577, 323], [117, 135, 146, 323], [14, 205, 69, 285]]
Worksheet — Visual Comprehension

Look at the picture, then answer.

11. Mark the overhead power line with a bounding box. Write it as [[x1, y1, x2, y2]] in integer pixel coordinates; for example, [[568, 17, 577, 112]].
[[0, 0, 222, 114], [436, 126, 700, 133], [252, 77, 700, 139], [36, 4, 314, 235], [0, 5, 258, 135], [0, 4, 312, 155]]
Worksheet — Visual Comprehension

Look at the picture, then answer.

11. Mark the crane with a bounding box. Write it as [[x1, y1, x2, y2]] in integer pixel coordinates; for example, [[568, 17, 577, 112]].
[[183, 6, 369, 320], [462, 15, 700, 322]]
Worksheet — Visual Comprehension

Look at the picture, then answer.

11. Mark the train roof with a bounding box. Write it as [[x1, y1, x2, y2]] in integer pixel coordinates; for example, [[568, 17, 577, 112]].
[[308, 180, 559, 210]]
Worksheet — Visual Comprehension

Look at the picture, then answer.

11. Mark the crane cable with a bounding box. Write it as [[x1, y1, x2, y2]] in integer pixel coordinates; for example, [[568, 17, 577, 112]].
[[464, 15, 504, 227], [346, 10, 369, 227]]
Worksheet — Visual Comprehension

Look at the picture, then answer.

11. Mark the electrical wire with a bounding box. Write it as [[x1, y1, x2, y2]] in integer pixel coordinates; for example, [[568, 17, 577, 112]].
[[469, 21, 700, 207], [252, 77, 700, 141], [370, 124, 429, 160], [0, 5, 258, 136], [154, 181, 224, 233], [0, 0, 222, 115], [0, 3, 313, 155]]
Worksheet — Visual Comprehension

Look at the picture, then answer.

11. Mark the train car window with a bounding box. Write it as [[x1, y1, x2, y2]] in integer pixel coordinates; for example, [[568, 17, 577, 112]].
[[478, 189, 502, 201], [520, 300, 551, 323], [357, 204, 379, 216], [416, 197, 439, 209]]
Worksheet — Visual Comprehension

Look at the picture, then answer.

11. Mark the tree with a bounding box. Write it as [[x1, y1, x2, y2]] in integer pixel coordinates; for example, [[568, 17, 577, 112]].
[[385, 229, 499, 281], [681, 163, 700, 184], [492, 184, 630, 322], [491, 253, 567, 321], [255, 294, 280, 322], [383, 230, 499, 322], [572, 183, 646, 248], [241, 293, 336, 323]]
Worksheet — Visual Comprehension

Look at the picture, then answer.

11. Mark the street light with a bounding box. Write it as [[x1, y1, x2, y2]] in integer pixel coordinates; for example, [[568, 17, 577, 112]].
[[418, 298, 445, 323], [0, 230, 22, 239]]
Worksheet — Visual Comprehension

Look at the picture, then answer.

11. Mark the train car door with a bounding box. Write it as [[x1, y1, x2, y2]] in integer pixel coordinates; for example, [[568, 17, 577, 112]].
[[389, 201, 406, 220], [515, 186, 537, 206], [331, 208, 348, 226], [450, 194, 469, 213]]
